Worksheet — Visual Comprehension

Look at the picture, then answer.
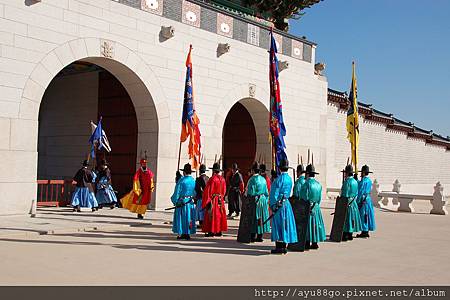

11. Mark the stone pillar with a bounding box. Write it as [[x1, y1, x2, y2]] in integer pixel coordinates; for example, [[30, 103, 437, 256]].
[[392, 179, 401, 206], [430, 182, 448, 215], [371, 179, 380, 208]]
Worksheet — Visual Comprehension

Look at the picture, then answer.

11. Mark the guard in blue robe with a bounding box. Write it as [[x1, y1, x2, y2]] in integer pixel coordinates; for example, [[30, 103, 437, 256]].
[[246, 162, 270, 242], [356, 165, 376, 238], [95, 161, 118, 208], [194, 164, 209, 227], [292, 164, 306, 198], [171, 163, 197, 240], [269, 159, 297, 254], [300, 164, 326, 249], [71, 160, 98, 212], [341, 165, 362, 241]]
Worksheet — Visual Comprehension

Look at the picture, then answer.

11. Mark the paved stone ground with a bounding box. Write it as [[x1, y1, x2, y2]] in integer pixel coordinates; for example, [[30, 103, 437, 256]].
[[0, 203, 449, 285]]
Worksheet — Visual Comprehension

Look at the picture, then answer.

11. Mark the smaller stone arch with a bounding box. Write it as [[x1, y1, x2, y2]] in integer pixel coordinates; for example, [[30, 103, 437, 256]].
[[217, 83, 272, 172]]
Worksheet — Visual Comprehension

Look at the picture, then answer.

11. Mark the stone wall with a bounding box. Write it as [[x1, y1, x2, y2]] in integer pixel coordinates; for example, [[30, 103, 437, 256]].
[[326, 103, 450, 194]]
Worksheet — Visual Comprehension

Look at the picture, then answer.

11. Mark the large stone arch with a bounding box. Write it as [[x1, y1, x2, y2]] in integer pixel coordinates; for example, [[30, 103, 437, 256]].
[[17, 37, 169, 211]]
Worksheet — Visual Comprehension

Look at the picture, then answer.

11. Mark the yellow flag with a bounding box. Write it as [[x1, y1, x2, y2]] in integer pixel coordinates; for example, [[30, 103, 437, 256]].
[[346, 62, 359, 170]]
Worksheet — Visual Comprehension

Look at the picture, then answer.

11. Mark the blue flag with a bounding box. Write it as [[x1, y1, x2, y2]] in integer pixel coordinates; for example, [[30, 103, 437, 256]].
[[269, 31, 288, 172], [89, 117, 103, 158]]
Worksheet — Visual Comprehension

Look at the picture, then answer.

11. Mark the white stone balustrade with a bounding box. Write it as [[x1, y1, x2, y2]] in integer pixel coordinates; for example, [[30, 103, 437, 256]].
[[371, 179, 381, 208], [430, 182, 448, 215], [327, 179, 448, 216]]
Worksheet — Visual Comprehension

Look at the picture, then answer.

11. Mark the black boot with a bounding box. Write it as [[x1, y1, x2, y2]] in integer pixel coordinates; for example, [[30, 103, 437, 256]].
[[205, 232, 213, 237], [250, 234, 256, 243], [348, 233, 353, 241], [185, 234, 191, 240], [342, 232, 348, 241], [215, 232, 222, 237], [356, 231, 370, 238], [137, 214, 144, 219], [271, 242, 284, 254], [305, 241, 311, 250], [281, 242, 287, 254], [256, 234, 263, 242], [311, 242, 319, 250]]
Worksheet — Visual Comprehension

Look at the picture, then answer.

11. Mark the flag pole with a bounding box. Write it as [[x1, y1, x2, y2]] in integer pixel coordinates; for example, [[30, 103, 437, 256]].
[[177, 141, 182, 171], [352, 61, 358, 175]]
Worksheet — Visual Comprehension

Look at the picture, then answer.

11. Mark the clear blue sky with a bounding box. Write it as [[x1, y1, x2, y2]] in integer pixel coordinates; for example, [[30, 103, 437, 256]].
[[290, 0, 450, 136]]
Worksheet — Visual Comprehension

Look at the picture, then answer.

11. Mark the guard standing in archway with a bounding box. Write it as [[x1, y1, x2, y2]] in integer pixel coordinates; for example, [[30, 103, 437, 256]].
[[227, 163, 244, 218], [71, 160, 98, 212], [95, 159, 118, 209], [120, 157, 154, 219]]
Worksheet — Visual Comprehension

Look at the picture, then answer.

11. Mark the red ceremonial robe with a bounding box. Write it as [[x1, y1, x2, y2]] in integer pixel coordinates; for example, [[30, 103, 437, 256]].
[[202, 173, 227, 233], [263, 174, 271, 192], [121, 168, 154, 215]]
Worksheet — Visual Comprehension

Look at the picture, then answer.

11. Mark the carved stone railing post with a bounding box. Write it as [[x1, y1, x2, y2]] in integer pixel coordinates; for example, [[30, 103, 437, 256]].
[[371, 179, 380, 208], [430, 182, 448, 215], [397, 195, 415, 213], [392, 179, 401, 206]]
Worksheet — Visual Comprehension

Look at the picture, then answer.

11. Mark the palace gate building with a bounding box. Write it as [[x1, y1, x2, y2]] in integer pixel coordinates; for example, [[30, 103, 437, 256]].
[[0, 0, 449, 215]]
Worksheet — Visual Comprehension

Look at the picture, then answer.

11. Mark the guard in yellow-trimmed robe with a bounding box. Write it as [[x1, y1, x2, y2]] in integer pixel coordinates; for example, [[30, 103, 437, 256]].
[[121, 158, 154, 219]]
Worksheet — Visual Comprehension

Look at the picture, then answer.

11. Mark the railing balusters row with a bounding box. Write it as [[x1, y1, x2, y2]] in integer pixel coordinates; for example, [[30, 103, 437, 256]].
[[326, 180, 448, 216]]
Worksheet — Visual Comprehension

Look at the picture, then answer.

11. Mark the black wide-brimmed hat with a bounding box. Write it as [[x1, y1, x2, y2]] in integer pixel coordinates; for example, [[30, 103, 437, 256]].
[[297, 164, 305, 174], [306, 164, 319, 175], [210, 162, 222, 171], [279, 159, 289, 171], [199, 164, 207, 174], [82, 160, 89, 167], [232, 163, 239, 170], [180, 163, 192, 174], [251, 162, 260, 173], [360, 165, 373, 174], [260, 164, 267, 172], [340, 164, 354, 175]]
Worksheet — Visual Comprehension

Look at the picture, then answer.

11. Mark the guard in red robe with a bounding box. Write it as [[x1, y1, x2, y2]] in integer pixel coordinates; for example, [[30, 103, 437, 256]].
[[121, 158, 154, 219], [202, 162, 227, 237]]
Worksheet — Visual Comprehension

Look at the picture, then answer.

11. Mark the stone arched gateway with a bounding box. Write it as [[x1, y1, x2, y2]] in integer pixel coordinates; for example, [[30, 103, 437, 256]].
[[213, 84, 272, 173], [14, 38, 170, 213], [222, 98, 272, 173]]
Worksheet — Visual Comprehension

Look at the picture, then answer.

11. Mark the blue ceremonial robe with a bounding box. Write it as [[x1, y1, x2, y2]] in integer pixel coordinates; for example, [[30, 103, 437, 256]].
[[357, 177, 376, 231], [96, 172, 118, 205], [269, 172, 297, 243], [71, 167, 98, 208], [246, 174, 270, 234], [292, 175, 306, 199], [341, 177, 362, 233], [171, 175, 196, 235], [300, 178, 326, 243]]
